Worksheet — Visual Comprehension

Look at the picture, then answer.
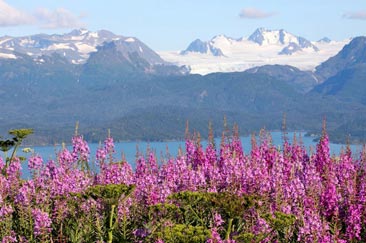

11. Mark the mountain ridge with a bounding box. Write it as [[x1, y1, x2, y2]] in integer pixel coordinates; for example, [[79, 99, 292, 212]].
[[182, 28, 320, 57], [0, 29, 365, 144], [160, 28, 349, 75], [0, 29, 167, 67]]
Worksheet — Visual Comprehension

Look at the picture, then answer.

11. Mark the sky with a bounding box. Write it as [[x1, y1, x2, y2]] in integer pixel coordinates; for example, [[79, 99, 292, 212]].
[[0, 0, 365, 51]]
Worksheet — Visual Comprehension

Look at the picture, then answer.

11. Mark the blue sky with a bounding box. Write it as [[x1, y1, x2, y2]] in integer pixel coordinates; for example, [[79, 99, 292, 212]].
[[1, 0, 366, 50]]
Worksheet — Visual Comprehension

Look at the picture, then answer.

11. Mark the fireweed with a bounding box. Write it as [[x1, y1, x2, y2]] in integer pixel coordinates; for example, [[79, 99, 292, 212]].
[[0, 127, 365, 242]]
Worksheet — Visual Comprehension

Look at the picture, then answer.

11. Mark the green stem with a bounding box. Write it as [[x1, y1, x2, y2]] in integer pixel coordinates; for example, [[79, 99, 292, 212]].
[[123, 215, 126, 240], [225, 218, 233, 240], [187, 205, 205, 226], [9, 141, 20, 165], [3, 141, 21, 176], [107, 204, 116, 243]]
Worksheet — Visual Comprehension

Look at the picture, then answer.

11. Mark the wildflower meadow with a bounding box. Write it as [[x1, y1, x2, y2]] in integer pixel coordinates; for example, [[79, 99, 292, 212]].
[[0, 125, 365, 242]]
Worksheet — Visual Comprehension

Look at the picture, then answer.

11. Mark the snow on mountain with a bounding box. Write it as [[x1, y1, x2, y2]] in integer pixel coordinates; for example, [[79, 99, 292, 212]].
[[248, 28, 317, 51], [0, 29, 164, 65], [180, 38, 224, 56], [159, 28, 350, 75], [0, 52, 17, 59], [124, 37, 136, 43]]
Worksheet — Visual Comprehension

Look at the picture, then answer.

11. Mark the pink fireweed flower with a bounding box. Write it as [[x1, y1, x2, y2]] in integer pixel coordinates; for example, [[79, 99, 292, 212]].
[[346, 204, 362, 241], [58, 148, 74, 168], [104, 136, 115, 155], [98, 161, 134, 185], [118, 197, 133, 219], [206, 227, 223, 243], [0, 157, 4, 171], [28, 155, 43, 171], [0, 204, 13, 218], [6, 157, 21, 179], [15, 180, 35, 206], [298, 196, 325, 243], [213, 212, 224, 227], [253, 217, 271, 241], [72, 135, 90, 162], [32, 208, 52, 236], [1, 231, 17, 243], [314, 131, 330, 177], [96, 136, 115, 165], [185, 138, 196, 163], [320, 167, 339, 220], [96, 147, 107, 165]]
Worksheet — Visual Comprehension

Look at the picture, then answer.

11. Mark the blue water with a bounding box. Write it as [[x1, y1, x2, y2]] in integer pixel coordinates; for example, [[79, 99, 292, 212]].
[[2, 131, 361, 179]]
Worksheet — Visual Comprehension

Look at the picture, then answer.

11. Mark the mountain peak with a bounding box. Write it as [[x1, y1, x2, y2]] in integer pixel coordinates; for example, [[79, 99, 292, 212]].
[[180, 38, 224, 56], [211, 34, 233, 41], [0, 29, 168, 69], [97, 29, 118, 39], [349, 36, 366, 46], [318, 37, 332, 43], [248, 28, 299, 46], [67, 28, 89, 36], [246, 28, 319, 54]]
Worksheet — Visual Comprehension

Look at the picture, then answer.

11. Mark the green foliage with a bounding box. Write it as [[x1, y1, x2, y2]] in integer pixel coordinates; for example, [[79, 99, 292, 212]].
[[0, 139, 15, 153], [233, 232, 256, 243], [151, 191, 259, 242], [9, 128, 34, 141], [1, 128, 33, 176], [263, 211, 297, 242], [11, 205, 36, 243], [84, 184, 135, 205], [168, 191, 216, 227], [160, 224, 210, 243], [60, 197, 100, 243], [65, 184, 135, 243]]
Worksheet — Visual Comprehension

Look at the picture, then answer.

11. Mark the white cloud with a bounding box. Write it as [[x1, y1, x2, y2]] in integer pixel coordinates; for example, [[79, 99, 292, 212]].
[[342, 11, 366, 20], [0, 0, 35, 26], [0, 0, 85, 29], [35, 8, 85, 29], [239, 8, 275, 19]]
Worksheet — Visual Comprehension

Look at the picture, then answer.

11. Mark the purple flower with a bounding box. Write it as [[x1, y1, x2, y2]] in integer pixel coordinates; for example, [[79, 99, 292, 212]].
[[206, 227, 223, 243], [133, 228, 149, 238], [6, 157, 21, 178], [15, 180, 35, 206], [58, 148, 74, 167], [28, 155, 43, 171], [32, 208, 52, 236], [1, 231, 17, 243], [0, 157, 4, 171], [0, 204, 13, 218], [72, 135, 90, 162], [346, 204, 362, 240], [213, 212, 224, 227], [104, 137, 115, 155], [96, 147, 107, 165]]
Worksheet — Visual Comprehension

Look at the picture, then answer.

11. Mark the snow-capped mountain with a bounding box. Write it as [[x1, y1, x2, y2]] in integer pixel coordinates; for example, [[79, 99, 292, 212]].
[[180, 39, 224, 56], [0, 29, 166, 66], [181, 28, 318, 57], [159, 28, 350, 75], [317, 37, 332, 44], [248, 28, 319, 54]]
